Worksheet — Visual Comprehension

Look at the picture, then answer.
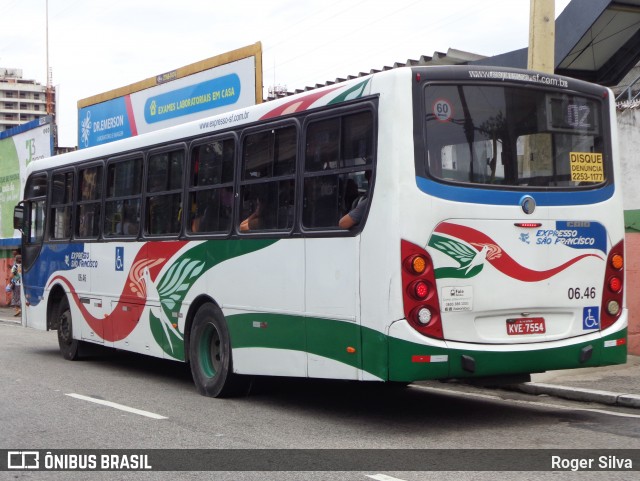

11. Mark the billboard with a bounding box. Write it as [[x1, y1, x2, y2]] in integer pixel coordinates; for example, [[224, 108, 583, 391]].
[[0, 116, 54, 246], [77, 42, 262, 149]]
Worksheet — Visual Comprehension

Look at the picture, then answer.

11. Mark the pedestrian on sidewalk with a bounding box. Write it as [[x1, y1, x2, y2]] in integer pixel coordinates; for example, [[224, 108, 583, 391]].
[[10, 254, 22, 317]]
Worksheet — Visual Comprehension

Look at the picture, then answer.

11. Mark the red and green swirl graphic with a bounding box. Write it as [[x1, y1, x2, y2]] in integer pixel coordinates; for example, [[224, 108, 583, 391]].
[[259, 79, 371, 120], [430, 222, 603, 282], [48, 239, 277, 359], [49, 241, 187, 343]]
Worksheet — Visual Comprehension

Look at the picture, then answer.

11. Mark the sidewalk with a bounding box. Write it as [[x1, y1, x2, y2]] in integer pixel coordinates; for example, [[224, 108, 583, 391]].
[[0, 305, 21, 322], [521, 355, 640, 408], [1, 305, 638, 408]]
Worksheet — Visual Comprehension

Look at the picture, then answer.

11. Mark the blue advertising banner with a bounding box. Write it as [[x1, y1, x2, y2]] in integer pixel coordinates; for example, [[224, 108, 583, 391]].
[[77, 53, 257, 149], [78, 97, 134, 149], [144, 74, 240, 124]]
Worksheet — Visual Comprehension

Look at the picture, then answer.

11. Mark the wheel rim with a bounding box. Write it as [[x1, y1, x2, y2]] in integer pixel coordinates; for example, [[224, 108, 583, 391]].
[[198, 322, 222, 378], [59, 310, 72, 344]]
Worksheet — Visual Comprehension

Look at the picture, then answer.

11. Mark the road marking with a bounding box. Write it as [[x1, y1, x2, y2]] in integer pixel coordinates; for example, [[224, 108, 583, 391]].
[[65, 393, 167, 419], [366, 475, 408, 481], [411, 384, 640, 419]]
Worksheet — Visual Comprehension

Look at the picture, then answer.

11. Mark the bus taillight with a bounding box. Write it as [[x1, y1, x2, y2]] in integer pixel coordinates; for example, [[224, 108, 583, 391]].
[[405, 254, 427, 275], [611, 253, 624, 270], [608, 276, 622, 293], [410, 280, 429, 300], [601, 240, 624, 330], [401, 240, 443, 339]]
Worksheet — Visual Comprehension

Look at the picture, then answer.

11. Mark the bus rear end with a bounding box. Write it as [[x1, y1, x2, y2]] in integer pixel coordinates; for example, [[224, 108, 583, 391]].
[[390, 66, 626, 382]]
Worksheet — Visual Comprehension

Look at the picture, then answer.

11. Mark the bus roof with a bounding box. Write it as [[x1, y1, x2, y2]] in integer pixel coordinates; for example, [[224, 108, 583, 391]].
[[29, 65, 607, 175]]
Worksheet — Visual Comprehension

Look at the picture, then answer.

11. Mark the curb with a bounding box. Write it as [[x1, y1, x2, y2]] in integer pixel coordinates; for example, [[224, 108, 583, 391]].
[[0, 318, 21, 325], [513, 382, 640, 409], [2, 317, 638, 409]]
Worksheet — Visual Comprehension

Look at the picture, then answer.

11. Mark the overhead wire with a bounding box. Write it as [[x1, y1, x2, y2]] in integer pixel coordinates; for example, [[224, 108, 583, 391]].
[[263, 0, 347, 53], [272, 0, 555, 91], [263, 0, 370, 87], [265, 0, 424, 88], [273, 0, 486, 89]]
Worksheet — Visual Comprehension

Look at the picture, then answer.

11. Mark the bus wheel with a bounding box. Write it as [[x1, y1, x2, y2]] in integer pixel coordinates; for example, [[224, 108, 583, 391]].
[[57, 297, 80, 361], [189, 303, 250, 398]]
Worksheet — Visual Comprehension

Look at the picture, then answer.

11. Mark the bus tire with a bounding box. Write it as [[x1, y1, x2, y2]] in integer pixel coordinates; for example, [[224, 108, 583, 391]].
[[189, 303, 250, 398], [57, 296, 81, 361]]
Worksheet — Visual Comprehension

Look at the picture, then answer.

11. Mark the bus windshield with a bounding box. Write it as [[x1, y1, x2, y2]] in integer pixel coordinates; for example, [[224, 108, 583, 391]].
[[423, 84, 606, 188]]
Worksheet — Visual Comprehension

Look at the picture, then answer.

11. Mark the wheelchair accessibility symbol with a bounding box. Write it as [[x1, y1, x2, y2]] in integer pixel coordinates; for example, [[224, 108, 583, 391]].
[[583, 306, 600, 330], [115, 247, 124, 271]]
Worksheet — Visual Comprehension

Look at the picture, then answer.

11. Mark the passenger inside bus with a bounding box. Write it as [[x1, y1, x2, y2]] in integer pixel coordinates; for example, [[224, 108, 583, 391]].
[[239, 198, 263, 231], [339, 170, 371, 229], [339, 195, 367, 229], [117, 203, 139, 235]]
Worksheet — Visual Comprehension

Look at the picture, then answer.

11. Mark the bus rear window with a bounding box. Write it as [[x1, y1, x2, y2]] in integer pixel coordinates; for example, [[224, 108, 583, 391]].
[[423, 85, 606, 188]]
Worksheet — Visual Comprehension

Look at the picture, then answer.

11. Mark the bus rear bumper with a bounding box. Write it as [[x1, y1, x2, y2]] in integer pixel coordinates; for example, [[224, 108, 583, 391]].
[[388, 310, 628, 382]]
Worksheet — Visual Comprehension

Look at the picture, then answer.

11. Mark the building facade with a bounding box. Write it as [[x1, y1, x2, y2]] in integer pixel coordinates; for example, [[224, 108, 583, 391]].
[[0, 67, 55, 134]]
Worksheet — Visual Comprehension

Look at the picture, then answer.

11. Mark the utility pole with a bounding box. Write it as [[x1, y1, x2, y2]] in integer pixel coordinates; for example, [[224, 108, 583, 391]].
[[525, 0, 556, 178], [45, 0, 53, 116], [527, 0, 555, 73]]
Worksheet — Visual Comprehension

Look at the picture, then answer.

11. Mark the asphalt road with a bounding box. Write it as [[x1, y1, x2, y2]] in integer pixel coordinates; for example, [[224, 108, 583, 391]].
[[1, 321, 639, 481]]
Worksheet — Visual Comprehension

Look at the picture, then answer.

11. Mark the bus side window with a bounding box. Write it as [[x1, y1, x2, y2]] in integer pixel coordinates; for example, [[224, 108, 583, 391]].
[[302, 110, 374, 230], [30, 200, 46, 244], [188, 138, 235, 234], [50, 171, 74, 240], [238, 126, 296, 233], [75, 165, 102, 238], [23, 174, 47, 245], [145, 149, 184, 236], [104, 157, 142, 237]]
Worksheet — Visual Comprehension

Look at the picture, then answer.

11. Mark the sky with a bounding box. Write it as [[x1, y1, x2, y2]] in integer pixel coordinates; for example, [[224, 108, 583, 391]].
[[1, 0, 571, 147]]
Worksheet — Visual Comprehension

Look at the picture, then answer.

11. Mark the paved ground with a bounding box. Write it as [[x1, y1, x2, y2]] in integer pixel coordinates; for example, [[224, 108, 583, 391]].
[[1, 305, 638, 408]]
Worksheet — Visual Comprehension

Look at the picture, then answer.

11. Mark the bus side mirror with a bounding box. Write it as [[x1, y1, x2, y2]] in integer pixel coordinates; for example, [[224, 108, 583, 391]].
[[13, 204, 25, 232]]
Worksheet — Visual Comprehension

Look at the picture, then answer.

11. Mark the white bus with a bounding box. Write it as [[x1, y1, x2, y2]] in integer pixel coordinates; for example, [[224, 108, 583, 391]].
[[14, 65, 627, 397]]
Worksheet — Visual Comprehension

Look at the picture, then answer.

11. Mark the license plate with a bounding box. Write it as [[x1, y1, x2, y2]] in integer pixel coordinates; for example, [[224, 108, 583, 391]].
[[506, 317, 546, 335]]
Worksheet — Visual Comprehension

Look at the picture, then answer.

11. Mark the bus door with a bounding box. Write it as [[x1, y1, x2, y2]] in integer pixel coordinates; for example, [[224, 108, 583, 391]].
[[305, 237, 362, 379], [18, 174, 47, 330], [93, 242, 161, 356], [67, 243, 104, 344], [301, 109, 374, 379]]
